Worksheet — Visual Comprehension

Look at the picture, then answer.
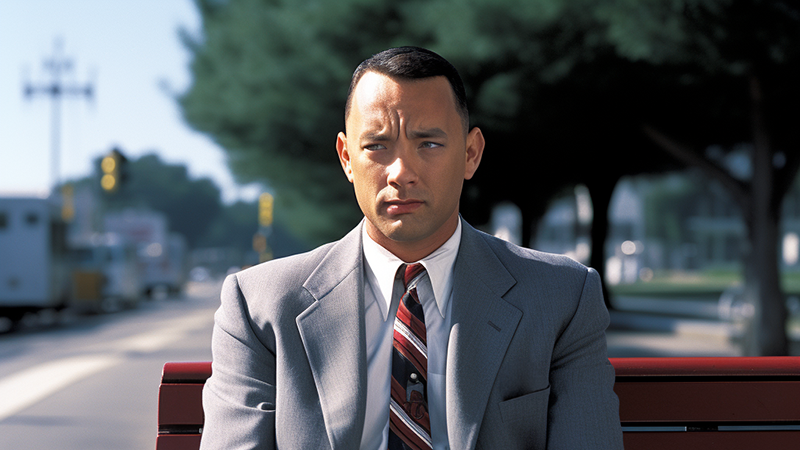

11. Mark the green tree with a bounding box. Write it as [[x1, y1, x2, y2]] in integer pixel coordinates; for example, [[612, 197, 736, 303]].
[[201, 200, 256, 251], [179, 0, 676, 266], [181, 0, 800, 354], [598, 0, 800, 355]]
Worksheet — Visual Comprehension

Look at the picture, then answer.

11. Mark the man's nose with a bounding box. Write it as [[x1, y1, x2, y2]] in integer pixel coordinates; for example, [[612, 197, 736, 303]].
[[386, 148, 419, 188]]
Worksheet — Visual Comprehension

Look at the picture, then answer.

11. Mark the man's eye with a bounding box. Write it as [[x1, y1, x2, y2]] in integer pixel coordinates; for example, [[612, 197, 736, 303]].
[[421, 141, 443, 149], [364, 144, 386, 151]]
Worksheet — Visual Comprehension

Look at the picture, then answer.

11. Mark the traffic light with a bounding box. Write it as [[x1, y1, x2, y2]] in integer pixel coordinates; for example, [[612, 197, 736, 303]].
[[100, 148, 127, 193], [259, 193, 274, 227]]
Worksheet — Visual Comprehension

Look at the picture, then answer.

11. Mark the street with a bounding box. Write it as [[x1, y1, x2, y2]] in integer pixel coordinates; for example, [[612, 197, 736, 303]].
[[0, 280, 220, 449], [0, 279, 749, 449]]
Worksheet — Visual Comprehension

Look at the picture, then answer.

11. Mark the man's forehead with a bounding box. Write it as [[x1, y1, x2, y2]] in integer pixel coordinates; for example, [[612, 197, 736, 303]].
[[353, 72, 452, 104], [354, 71, 402, 95], [349, 72, 455, 123]]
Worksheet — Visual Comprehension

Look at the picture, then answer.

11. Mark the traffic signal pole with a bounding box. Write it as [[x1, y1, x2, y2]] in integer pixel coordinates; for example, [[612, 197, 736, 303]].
[[23, 38, 93, 190]]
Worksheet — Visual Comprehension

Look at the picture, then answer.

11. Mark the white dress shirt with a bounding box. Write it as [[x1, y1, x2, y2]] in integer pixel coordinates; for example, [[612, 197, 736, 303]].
[[359, 221, 461, 450]]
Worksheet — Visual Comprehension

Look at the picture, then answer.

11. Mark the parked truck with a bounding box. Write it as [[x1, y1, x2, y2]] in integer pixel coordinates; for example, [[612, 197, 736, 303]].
[[104, 210, 186, 297], [69, 232, 142, 312], [0, 195, 70, 325]]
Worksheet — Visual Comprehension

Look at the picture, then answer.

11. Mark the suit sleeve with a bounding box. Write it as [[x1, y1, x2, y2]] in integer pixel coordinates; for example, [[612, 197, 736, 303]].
[[546, 268, 623, 450], [200, 274, 277, 450]]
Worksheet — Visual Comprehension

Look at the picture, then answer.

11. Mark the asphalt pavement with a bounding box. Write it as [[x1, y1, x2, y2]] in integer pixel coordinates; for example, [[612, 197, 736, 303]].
[[0, 279, 220, 449]]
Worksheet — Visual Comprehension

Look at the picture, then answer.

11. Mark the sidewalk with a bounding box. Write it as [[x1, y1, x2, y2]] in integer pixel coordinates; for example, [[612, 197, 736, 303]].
[[606, 328, 742, 357], [605, 306, 800, 357], [607, 311, 743, 357], [606, 295, 746, 357]]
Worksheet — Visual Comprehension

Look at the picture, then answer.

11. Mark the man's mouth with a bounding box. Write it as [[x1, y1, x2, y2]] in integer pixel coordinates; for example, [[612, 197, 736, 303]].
[[385, 199, 423, 215]]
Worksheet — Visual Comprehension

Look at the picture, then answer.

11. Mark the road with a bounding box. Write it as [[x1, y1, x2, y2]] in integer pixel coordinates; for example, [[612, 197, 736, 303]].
[[0, 279, 221, 450]]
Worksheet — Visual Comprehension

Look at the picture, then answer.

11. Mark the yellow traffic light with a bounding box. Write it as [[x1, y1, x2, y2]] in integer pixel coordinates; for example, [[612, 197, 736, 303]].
[[100, 149, 127, 193], [101, 174, 116, 191], [101, 156, 116, 173], [101, 154, 118, 192], [259, 193, 274, 227]]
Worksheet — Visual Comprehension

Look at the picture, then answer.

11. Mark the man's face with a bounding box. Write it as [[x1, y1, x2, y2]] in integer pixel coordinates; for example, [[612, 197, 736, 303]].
[[336, 71, 484, 260]]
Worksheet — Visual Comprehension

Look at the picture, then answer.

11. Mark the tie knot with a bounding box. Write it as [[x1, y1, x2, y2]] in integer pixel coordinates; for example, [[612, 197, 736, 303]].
[[403, 263, 426, 289]]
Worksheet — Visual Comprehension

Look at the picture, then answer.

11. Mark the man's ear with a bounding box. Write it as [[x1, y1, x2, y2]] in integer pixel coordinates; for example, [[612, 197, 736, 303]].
[[464, 127, 485, 180], [336, 132, 354, 183]]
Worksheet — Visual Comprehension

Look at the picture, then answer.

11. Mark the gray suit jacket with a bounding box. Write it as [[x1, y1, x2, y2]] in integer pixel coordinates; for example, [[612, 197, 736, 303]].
[[200, 219, 623, 449]]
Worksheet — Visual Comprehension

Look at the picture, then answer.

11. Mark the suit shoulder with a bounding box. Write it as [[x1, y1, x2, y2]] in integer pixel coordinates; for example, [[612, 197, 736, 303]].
[[233, 241, 337, 295], [479, 229, 587, 270], [475, 229, 591, 288], [471, 229, 602, 324]]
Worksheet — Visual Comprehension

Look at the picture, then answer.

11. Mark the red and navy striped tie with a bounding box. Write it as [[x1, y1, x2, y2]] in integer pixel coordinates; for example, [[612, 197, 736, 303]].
[[388, 263, 432, 450]]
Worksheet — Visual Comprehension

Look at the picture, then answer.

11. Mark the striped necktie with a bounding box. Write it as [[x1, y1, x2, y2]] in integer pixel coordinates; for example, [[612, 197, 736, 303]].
[[388, 263, 432, 450]]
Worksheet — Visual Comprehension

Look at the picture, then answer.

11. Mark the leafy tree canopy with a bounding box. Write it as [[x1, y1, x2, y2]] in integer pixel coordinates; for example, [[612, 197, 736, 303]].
[[180, 0, 800, 246]]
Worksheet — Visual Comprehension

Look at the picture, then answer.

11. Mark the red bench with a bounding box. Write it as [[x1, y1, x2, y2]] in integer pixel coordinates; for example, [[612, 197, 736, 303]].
[[157, 357, 800, 449], [157, 362, 209, 450]]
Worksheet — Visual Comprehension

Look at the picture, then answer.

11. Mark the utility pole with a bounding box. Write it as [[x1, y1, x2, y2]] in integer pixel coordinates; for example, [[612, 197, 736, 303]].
[[23, 38, 94, 191]]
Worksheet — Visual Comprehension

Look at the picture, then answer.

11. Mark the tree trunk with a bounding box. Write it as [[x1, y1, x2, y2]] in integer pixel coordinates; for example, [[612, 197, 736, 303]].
[[741, 212, 788, 355], [741, 77, 788, 355], [521, 207, 534, 249], [643, 77, 796, 356], [587, 177, 618, 310]]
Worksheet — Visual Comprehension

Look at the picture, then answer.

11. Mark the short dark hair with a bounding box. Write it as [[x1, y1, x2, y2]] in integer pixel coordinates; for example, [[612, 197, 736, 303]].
[[344, 46, 469, 131]]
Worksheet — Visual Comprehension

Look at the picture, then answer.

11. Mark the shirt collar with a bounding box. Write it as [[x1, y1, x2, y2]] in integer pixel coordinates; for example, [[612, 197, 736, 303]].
[[361, 219, 462, 320]]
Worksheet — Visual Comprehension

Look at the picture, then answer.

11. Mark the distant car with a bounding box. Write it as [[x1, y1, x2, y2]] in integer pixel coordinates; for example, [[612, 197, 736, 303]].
[[717, 285, 754, 322]]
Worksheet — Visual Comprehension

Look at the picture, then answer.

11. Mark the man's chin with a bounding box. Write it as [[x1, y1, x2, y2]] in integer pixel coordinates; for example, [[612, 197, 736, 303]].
[[370, 217, 427, 243]]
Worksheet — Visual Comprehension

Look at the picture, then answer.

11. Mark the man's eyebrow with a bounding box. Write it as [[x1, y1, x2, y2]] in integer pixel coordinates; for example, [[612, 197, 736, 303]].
[[408, 128, 447, 139], [361, 131, 392, 142]]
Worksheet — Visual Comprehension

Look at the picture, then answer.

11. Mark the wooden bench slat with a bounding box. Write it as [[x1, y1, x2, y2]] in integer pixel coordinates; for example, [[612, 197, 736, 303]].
[[616, 380, 800, 422], [158, 384, 205, 428], [610, 357, 800, 377], [155, 435, 203, 450], [161, 362, 212, 384], [623, 430, 800, 450]]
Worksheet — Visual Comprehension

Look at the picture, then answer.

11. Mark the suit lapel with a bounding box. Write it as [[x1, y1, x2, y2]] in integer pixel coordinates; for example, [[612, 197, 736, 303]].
[[446, 221, 521, 450], [296, 223, 367, 450]]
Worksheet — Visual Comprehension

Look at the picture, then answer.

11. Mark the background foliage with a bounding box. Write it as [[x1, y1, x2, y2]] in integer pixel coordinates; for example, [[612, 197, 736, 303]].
[[179, 0, 800, 354]]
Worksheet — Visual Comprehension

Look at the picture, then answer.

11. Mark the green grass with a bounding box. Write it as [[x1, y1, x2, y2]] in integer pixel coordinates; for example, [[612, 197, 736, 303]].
[[609, 269, 800, 298]]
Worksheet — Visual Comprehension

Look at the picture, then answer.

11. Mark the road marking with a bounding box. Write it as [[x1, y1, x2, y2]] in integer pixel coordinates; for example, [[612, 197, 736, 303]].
[[0, 354, 122, 422], [113, 311, 211, 353], [0, 309, 214, 422]]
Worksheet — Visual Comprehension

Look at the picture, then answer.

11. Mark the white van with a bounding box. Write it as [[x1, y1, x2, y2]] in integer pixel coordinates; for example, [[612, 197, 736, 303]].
[[0, 195, 70, 325]]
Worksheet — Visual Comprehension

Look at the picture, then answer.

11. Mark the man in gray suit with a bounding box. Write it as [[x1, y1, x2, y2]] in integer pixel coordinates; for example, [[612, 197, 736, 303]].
[[201, 47, 623, 449]]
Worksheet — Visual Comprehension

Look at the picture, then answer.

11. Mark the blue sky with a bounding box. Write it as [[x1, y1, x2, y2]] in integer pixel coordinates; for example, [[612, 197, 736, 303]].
[[0, 0, 260, 203]]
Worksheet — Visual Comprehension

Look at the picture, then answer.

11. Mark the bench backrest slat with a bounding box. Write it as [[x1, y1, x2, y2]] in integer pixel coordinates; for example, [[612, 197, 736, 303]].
[[615, 380, 800, 422]]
